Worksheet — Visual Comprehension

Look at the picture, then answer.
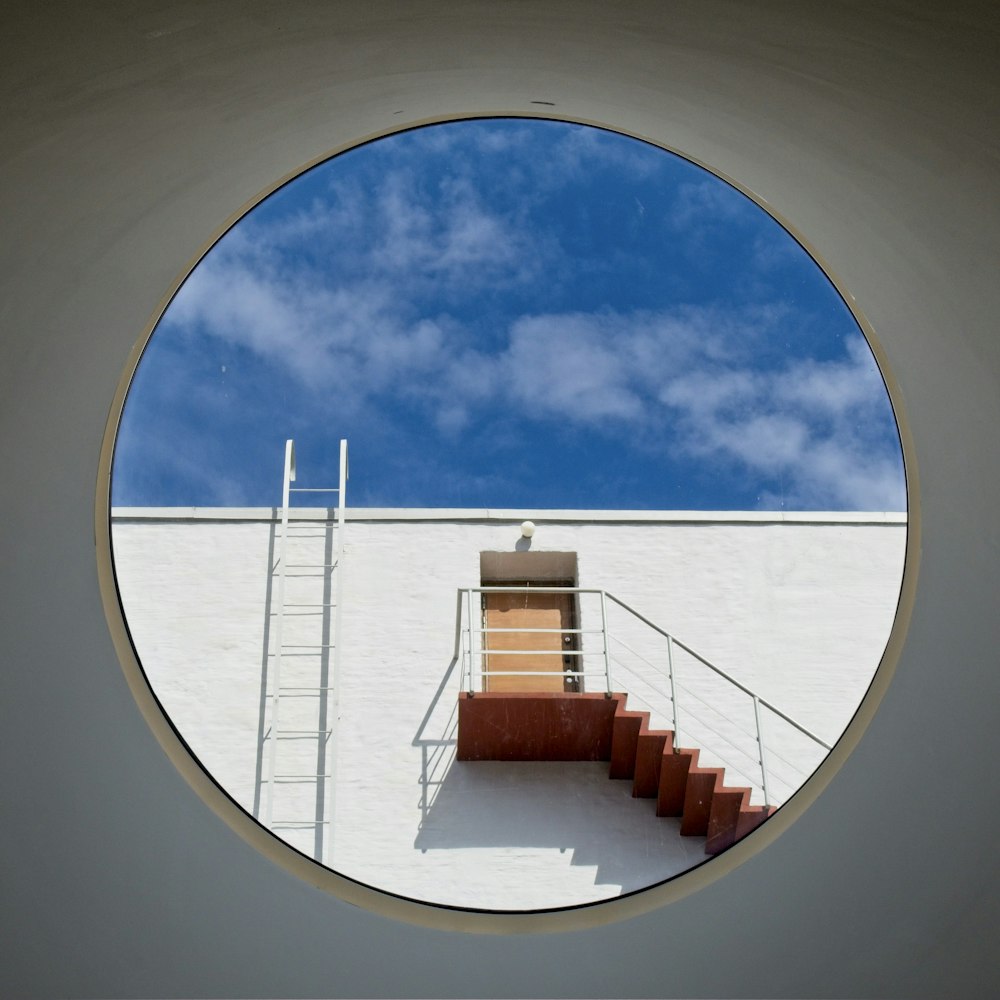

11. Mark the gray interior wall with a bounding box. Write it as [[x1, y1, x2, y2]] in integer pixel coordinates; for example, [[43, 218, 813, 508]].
[[1, 2, 998, 997]]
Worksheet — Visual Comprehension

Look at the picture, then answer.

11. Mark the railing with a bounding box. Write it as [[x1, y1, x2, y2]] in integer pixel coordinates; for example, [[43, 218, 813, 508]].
[[456, 586, 832, 808], [459, 586, 615, 694]]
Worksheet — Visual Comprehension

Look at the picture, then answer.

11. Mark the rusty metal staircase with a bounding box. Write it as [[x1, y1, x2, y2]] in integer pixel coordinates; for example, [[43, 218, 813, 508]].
[[609, 695, 774, 855], [458, 690, 776, 855], [456, 584, 832, 847]]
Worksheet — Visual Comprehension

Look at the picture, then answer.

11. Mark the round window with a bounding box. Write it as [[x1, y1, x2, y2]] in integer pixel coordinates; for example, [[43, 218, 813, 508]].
[[107, 118, 906, 914]]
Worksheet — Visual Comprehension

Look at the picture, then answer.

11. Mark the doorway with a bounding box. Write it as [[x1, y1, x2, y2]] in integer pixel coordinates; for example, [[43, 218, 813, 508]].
[[479, 551, 580, 694]]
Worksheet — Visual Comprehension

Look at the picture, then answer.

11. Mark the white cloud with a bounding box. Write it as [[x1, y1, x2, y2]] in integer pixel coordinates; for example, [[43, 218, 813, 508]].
[[772, 336, 886, 414], [779, 439, 905, 510], [544, 124, 663, 181], [655, 334, 905, 510], [658, 368, 759, 416], [477, 305, 790, 429], [321, 166, 544, 288], [668, 179, 750, 231], [161, 147, 554, 404], [501, 314, 644, 422], [699, 414, 812, 472]]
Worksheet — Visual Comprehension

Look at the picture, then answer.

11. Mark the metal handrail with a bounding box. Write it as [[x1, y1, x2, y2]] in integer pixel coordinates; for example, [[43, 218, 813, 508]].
[[455, 584, 832, 807], [602, 592, 831, 750]]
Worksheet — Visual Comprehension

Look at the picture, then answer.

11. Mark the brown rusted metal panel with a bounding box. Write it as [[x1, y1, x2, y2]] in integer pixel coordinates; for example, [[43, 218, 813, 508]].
[[657, 747, 697, 816], [680, 766, 726, 836], [456, 691, 623, 760], [632, 730, 672, 798]]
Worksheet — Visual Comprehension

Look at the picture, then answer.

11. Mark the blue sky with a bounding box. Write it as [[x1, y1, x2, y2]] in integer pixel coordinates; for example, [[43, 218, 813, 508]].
[[112, 119, 906, 511]]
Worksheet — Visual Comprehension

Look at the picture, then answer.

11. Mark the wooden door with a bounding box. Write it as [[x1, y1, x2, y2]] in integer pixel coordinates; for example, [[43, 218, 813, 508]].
[[482, 586, 576, 693]]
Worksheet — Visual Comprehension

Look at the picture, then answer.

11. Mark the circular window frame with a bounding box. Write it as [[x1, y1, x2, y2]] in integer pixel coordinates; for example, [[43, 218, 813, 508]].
[[94, 112, 919, 934]]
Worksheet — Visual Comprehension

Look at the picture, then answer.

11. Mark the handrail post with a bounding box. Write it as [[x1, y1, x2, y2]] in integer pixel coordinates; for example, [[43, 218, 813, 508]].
[[458, 590, 467, 694], [752, 695, 771, 807], [599, 590, 613, 694], [666, 633, 679, 745], [466, 588, 476, 694]]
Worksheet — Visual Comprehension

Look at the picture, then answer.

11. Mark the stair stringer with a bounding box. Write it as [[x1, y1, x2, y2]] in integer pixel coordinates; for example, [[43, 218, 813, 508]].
[[605, 692, 775, 856], [705, 786, 775, 854], [632, 725, 673, 799], [608, 698, 648, 780], [679, 758, 727, 836]]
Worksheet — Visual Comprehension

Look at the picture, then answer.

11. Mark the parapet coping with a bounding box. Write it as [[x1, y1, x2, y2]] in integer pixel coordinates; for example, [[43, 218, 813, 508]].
[[110, 507, 908, 526]]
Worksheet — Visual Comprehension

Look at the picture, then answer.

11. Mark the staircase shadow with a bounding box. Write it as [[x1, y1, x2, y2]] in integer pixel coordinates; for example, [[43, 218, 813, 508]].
[[414, 759, 708, 891]]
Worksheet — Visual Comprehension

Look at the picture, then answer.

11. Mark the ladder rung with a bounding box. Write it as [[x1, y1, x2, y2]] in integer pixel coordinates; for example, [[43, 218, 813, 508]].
[[288, 486, 341, 492], [284, 563, 339, 569], [273, 602, 336, 609], [274, 774, 332, 780], [274, 729, 332, 736], [277, 643, 335, 649], [277, 685, 334, 692], [271, 820, 331, 828]]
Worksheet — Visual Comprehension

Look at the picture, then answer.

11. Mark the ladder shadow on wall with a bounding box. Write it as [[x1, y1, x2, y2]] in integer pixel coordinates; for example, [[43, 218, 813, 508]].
[[252, 515, 278, 820], [411, 625, 463, 834]]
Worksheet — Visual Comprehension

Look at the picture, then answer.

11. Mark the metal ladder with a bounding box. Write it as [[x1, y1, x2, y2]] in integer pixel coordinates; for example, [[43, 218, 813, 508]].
[[264, 438, 347, 865]]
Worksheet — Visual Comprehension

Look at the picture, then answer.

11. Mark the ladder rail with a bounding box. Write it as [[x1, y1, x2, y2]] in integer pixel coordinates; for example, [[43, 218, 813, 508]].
[[265, 439, 295, 828], [264, 438, 347, 867], [326, 438, 348, 866]]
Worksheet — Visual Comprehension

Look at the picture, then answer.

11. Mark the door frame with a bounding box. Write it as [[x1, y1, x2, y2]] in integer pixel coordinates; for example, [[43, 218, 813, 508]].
[[478, 550, 581, 693]]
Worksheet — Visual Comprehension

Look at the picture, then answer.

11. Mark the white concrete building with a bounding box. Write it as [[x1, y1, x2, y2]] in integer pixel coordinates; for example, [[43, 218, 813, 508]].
[[112, 506, 904, 910]]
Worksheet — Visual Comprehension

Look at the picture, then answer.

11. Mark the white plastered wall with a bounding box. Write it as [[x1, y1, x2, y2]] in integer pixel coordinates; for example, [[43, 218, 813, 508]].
[[112, 510, 904, 910]]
